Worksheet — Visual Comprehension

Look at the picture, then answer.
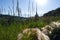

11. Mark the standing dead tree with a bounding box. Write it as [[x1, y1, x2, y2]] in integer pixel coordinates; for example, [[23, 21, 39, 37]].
[[0, 6, 4, 14], [8, 7, 12, 15], [28, 0, 31, 17], [12, 0, 15, 16], [31, 2, 35, 16], [0, 8, 2, 14], [16, 0, 21, 17], [34, 4, 39, 22], [7, 7, 12, 15], [8, 10, 10, 15], [3, 8, 6, 15]]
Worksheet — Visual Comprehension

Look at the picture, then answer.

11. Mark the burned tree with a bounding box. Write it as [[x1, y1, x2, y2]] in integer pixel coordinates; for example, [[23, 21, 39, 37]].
[[0, 7, 2, 14], [28, 0, 30, 17], [34, 4, 39, 21], [12, 0, 15, 16], [8, 7, 12, 15], [16, 0, 21, 17], [0, 6, 3, 14]]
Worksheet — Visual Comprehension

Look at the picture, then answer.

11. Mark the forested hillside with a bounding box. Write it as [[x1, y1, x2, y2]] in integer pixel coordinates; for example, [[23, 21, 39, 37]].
[[43, 8, 60, 17]]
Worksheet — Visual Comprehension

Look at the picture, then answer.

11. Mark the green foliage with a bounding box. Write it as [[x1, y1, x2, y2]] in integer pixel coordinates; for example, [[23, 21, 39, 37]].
[[0, 16, 47, 40], [0, 16, 60, 40]]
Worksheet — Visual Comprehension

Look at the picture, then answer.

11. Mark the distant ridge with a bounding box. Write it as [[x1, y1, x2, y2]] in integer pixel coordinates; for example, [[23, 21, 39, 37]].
[[0, 14, 26, 25], [0, 14, 27, 19], [43, 8, 60, 17]]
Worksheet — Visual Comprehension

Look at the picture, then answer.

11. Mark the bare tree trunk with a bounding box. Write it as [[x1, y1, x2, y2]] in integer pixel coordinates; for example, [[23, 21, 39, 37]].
[[16, 0, 21, 17], [32, 2, 34, 16], [8, 10, 10, 15], [3, 8, 6, 14], [8, 7, 12, 15], [28, 0, 30, 17], [0, 8, 2, 14], [12, 0, 15, 16]]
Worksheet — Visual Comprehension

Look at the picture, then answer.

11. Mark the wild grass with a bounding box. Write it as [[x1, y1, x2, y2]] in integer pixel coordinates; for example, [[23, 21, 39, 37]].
[[0, 16, 60, 40]]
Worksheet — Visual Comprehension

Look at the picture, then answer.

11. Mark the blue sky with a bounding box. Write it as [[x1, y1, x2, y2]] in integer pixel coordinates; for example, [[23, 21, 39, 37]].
[[0, 0, 60, 17]]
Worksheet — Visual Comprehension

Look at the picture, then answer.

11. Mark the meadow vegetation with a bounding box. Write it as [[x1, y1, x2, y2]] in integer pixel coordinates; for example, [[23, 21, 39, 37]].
[[0, 8, 60, 40]]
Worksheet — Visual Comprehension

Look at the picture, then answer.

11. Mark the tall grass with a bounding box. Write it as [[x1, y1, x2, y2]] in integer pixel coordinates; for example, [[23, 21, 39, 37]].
[[1, 16, 60, 40], [0, 18, 46, 40]]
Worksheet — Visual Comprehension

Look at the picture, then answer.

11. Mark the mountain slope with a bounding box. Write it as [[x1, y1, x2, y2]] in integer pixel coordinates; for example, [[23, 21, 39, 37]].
[[43, 8, 60, 17]]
